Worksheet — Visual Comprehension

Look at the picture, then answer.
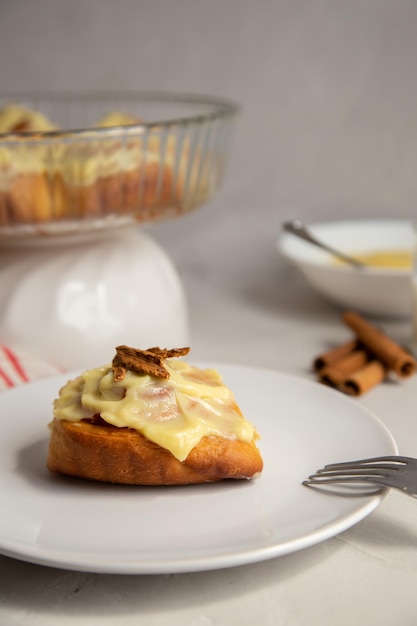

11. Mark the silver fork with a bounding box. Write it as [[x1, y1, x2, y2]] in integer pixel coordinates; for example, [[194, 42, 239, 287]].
[[304, 456, 417, 498]]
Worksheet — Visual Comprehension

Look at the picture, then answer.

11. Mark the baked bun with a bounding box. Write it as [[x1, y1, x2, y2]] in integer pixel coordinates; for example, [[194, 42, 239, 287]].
[[0, 103, 58, 225], [47, 418, 263, 485], [0, 102, 57, 133], [47, 346, 263, 485]]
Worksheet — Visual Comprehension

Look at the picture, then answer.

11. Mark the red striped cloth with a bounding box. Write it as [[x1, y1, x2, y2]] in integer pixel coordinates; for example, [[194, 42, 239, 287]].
[[0, 345, 62, 390]]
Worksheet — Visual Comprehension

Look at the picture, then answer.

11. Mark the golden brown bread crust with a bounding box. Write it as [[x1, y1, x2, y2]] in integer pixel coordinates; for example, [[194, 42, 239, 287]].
[[47, 418, 263, 485], [0, 163, 179, 226]]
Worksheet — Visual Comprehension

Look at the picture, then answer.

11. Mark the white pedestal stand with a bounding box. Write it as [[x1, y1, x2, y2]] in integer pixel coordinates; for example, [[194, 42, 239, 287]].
[[0, 229, 189, 370]]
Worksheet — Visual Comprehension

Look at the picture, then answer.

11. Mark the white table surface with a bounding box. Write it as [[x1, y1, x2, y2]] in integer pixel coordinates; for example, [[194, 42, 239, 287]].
[[1, 205, 417, 626]]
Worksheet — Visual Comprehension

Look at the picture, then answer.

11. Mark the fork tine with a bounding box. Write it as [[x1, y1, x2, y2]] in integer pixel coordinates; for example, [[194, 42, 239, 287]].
[[304, 475, 388, 487], [323, 455, 410, 470], [303, 475, 404, 491], [303, 475, 392, 496], [305, 473, 415, 494], [312, 467, 393, 479], [316, 462, 407, 476]]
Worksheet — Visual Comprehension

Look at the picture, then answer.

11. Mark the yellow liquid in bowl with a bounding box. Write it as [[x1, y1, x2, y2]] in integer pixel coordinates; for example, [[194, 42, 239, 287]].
[[334, 250, 412, 270]]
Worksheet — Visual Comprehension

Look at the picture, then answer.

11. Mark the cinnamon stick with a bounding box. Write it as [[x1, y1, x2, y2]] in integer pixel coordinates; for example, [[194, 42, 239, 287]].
[[342, 359, 387, 396], [113, 345, 170, 380], [318, 349, 369, 387], [342, 311, 417, 378], [313, 339, 359, 372], [112, 345, 190, 381]]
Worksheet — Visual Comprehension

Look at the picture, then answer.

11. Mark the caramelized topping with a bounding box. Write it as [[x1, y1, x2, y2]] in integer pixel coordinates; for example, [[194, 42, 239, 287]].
[[12, 120, 30, 132], [112, 345, 190, 382], [86, 414, 110, 426]]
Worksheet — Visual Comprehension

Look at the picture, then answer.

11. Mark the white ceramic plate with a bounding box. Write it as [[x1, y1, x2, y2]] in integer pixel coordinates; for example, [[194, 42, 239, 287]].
[[0, 364, 397, 574]]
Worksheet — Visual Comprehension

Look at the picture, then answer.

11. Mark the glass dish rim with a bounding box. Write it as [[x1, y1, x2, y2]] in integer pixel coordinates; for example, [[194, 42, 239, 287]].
[[0, 90, 240, 141]]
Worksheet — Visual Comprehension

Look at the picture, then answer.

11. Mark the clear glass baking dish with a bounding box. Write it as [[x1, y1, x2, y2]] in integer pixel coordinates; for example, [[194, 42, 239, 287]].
[[0, 92, 238, 242]]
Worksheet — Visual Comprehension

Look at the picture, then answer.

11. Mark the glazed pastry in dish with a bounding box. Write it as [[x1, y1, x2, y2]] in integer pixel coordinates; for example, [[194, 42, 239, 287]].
[[0, 102, 57, 133], [47, 346, 263, 485], [0, 103, 59, 224], [0, 102, 200, 227]]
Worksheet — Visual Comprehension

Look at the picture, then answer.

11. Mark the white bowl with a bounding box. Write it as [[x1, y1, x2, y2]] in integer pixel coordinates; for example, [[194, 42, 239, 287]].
[[278, 218, 415, 317]]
